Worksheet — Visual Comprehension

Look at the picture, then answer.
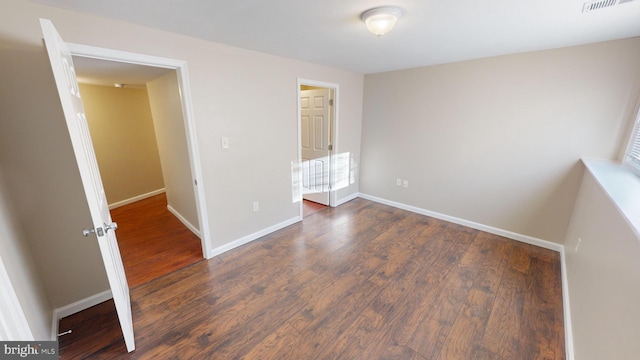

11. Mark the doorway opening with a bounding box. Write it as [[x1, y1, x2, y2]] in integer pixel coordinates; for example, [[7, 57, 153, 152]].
[[298, 80, 338, 217], [73, 64, 203, 287], [69, 44, 210, 287]]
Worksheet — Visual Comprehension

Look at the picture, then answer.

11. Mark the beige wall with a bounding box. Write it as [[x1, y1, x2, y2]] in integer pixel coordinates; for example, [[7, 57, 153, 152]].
[[147, 71, 199, 231], [564, 164, 640, 359], [0, 2, 110, 323], [0, 167, 51, 340], [360, 38, 640, 244], [79, 84, 165, 204], [0, 0, 363, 323]]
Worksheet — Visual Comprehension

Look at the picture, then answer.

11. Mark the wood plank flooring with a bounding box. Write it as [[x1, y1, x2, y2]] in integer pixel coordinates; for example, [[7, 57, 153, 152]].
[[58, 198, 565, 359], [303, 199, 328, 217], [109, 193, 203, 288]]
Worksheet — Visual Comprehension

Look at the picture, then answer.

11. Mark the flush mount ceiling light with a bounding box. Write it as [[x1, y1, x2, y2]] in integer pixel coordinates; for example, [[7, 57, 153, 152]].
[[361, 6, 403, 37], [114, 83, 126, 88]]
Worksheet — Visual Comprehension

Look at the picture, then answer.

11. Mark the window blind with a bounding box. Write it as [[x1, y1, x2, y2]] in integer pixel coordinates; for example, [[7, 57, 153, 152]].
[[626, 111, 640, 173]]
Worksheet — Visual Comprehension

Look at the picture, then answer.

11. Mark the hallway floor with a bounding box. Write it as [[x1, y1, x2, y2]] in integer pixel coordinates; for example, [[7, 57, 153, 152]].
[[110, 193, 202, 288]]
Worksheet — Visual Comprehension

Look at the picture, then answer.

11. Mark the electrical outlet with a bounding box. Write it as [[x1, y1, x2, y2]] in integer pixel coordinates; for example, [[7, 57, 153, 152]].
[[402, 180, 409, 188], [253, 201, 259, 212], [575, 238, 582, 253], [396, 178, 402, 186]]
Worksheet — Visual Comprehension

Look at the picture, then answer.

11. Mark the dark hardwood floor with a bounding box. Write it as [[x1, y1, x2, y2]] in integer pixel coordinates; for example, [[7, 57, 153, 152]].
[[109, 193, 203, 288], [58, 198, 565, 359]]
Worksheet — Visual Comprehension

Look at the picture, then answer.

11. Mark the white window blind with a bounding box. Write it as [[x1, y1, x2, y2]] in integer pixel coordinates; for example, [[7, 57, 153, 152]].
[[625, 109, 640, 175]]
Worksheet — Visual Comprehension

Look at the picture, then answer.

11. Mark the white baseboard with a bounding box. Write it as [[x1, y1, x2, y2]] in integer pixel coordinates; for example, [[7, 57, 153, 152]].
[[560, 247, 575, 360], [209, 216, 302, 258], [358, 193, 563, 253], [108, 188, 165, 210], [167, 205, 201, 238], [51, 289, 112, 339], [334, 192, 360, 207]]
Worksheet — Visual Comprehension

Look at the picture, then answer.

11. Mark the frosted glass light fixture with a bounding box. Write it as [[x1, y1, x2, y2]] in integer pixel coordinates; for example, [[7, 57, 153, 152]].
[[361, 6, 403, 37]]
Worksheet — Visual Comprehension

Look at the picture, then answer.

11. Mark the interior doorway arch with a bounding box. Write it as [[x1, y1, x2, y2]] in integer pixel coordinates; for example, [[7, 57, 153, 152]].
[[297, 79, 340, 217], [68, 42, 213, 259]]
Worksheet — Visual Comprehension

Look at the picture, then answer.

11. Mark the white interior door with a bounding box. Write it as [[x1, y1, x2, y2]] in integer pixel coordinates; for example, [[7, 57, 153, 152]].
[[40, 19, 135, 352], [300, 89, 331, 205]]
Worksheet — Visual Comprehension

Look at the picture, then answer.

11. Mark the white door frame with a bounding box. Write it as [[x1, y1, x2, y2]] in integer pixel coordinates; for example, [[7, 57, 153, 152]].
[[0, 255, 34, 341], [297, 78, 339, 216], [68, 43, 213, 259]]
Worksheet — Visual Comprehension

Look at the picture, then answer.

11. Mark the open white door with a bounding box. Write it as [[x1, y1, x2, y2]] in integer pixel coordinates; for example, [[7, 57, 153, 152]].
[[40, 19, 135, 352], [301, 88, 332, 205]]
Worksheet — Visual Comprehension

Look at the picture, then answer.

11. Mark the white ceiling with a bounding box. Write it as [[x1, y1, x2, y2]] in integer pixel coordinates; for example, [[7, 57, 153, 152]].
[[35, 0, 640, 76]]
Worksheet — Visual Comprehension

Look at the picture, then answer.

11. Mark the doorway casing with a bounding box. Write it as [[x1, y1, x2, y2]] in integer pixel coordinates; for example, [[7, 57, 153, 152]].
[[297, 78, 339, 216], [68, 42, 213, 259]]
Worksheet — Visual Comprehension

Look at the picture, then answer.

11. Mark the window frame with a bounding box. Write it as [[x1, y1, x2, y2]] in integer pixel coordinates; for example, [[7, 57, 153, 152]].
[[624, 106, 640, 177]]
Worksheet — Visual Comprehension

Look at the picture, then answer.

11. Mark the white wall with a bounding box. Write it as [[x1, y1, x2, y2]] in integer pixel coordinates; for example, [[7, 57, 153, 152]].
[[564, 162, 640, 359], [0, 0, 363, 315], [360, 38, 640, 244], [147, 71, 199, 231]]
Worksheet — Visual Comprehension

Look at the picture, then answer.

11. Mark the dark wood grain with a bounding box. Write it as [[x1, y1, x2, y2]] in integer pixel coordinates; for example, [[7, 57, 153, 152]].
[[58, 198, 565, 359]]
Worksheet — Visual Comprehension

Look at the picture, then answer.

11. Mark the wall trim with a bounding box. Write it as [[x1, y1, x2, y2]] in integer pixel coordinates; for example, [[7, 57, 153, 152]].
[[0, 256, 34, 341], [358, 193, 563, 252], [560, 247, 575, 360], [108, 188, 165, 210], [209, 216, 302, 258], [167, 205, 201, 238], [335, 192, 359, 207], [51, 289, 112, 339]]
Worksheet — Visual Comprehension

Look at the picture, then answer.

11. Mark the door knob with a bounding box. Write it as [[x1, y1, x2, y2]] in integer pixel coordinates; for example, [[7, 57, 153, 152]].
[[82, 222, 116, 237], [105, 222, 118, 232]]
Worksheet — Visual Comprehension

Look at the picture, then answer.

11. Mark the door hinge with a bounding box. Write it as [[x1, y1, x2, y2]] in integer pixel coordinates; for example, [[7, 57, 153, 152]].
[[328, 144, 333, 151], [329, 99, 334, 106]]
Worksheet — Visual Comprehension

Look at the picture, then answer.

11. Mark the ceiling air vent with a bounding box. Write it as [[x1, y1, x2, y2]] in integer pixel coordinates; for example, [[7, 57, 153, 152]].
[[583, 0, 637, 12]]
